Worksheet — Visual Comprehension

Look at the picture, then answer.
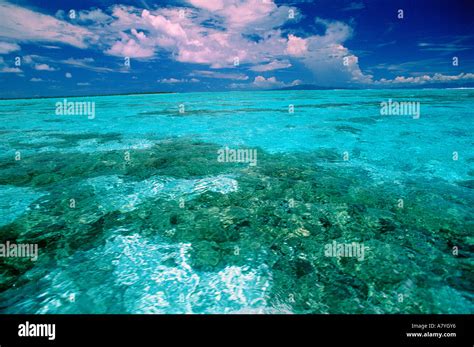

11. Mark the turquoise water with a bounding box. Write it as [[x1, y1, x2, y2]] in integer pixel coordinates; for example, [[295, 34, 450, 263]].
[[0, 89, 472, 313]]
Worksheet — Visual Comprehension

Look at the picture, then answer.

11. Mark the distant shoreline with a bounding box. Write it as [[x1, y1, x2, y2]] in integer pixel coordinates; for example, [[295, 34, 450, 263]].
[[0, 86, 472, 101]]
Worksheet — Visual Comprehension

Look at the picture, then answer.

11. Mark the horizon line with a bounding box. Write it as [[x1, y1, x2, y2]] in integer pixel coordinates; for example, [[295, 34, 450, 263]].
[[0, 86, 473, 101]]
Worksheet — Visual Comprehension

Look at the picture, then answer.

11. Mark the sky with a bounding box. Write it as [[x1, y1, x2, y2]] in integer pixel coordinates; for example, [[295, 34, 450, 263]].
[[0, 0, 473, 97]]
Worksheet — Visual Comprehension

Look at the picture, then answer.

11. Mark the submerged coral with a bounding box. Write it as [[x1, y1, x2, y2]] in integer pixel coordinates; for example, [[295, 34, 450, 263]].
[[0, 136, 472, 313]]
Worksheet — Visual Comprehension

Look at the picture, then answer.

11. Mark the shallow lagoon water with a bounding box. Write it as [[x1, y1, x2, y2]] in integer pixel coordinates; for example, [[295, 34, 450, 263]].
[[0, 89, 472, 313]]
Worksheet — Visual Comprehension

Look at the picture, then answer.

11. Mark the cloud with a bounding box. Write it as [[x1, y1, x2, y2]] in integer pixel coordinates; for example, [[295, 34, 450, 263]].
[[417, 36, 474, 53], [89, 4, 370, 85], [158, 77, 199, 83], [159, 77, 181, 84], [34, 63, 57, 71], [41, 45, 61, 49], [22, 55, 38, 65], [86, 2, 298, 69], [417, 42, 471, 52], [106, 37, 155, 58], [0, 1, 375, 87], [286, 35, 308, 56], [231, 75, 301, 89], [60, 58, 114, 73], [77, 82, 91, 86], [293, 19, 373, 85], [376, 40, 396, 48], [1, 66, 21, 73], [253, 75, 285, 88], [187, 0, 292, 29], [376, 72, 474, 85], [0, 41, 20, 54], [15, 55, 61, 73], [190, 70, 249, 80], [0, 2, 93, 48], [187, 0, 225, 12], [0, 56, 21, 73], [65, 72, 72, 78], [78, 9, 112, 23], [250, 60, 292, 72], [30, 77, 43, 82], [101, 5, 368, 85], [341, 2, 365, 11]]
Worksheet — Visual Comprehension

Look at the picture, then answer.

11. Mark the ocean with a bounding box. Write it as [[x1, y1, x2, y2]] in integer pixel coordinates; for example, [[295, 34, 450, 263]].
[[0, 89, 472, 313]]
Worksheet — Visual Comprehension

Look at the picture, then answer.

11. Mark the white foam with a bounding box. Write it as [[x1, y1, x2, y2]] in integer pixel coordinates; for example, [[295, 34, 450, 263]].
[[85, 174, 239, 212], [6, 232, 272, 314], [105, 234, 271, 314]]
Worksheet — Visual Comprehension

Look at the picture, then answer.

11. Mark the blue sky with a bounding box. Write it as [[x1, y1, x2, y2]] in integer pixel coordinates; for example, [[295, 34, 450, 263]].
[[0, 0, 473, 97]]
